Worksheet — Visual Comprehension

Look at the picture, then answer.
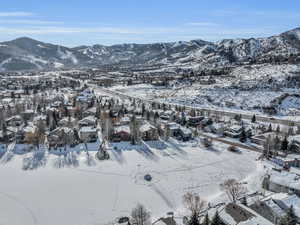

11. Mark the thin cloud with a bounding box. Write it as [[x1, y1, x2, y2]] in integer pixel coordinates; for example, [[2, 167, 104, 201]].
[[209, 9, 300, 19], [0, 12, 34, 17], [0, 26, 181, 35], [185, 22, 219, 27], [0, 19, 63, 25]]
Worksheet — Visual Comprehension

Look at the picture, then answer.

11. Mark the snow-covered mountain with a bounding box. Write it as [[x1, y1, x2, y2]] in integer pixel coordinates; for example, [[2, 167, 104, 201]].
[[0, 28, 300, 71]]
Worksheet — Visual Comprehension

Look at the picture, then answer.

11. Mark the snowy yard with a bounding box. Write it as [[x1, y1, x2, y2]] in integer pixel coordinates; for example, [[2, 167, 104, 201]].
[[0, 140, 260, 225]]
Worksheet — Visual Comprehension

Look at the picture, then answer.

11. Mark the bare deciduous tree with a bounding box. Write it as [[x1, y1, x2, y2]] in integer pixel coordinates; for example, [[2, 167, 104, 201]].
[[131, 203, 151, 225], [220, 179, 247, 203], [130, 115, 140, 145], [183, 192, 206, 217]]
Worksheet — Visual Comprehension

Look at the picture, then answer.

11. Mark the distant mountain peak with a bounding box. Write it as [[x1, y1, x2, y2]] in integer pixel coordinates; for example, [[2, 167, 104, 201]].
[[0, 27, 299, 71]]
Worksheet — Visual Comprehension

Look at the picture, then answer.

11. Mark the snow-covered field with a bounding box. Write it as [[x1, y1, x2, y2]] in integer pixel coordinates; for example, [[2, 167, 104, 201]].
[[0, 139, 260, 225]]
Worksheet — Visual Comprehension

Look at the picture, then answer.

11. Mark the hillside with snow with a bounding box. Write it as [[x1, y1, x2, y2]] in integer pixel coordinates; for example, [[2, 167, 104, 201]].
[[0, 28, 299, 71]]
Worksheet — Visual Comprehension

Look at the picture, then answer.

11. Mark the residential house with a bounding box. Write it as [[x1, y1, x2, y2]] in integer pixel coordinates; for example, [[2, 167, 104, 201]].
[[271, 193, 300, 222], [119, 116, 130, 126], [187, 116, 204, 127], [166, 122, 181, 137], [140, 122, 159, 141], [263, 106, 277, 115], [79, 126, 98, 142], [218, 203, 274, 225], [83, 107, 97, 117], [264, 171, 300, 195], [271, 154, 300, 168], [112, 125, 131, 142], [289, 135, 300, 153], [224, 125, 243, 138], [252, 193, 300, 224], [78, 116, 97, 127], [21, 109, 35, 121], [58, 117, 77, 128], [47, 127, 76, 147], [5, 115, 23, 127], [208, 122, 225, 135], [251, 132, 284, 146], [178, 126, 192, 141]]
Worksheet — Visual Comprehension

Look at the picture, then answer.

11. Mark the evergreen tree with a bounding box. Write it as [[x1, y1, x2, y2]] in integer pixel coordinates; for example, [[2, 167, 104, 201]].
[[251, 114, 256, 123], [154, 112, 159, 124], [281, 136, 289, 152], [239, 129, 247, 143], [280, 205, 297, 225], [274, 135, 281, 153], [276, 125, 281, 134], [202, 213, 210, 225], [188, 213, 200, 225], [130, 115, 140, 145], [146, 111, 150, 121], [288, 127, 294, 137], [268, 123, 272, 132], [211, 211, 222, 225], [241, 196, 248, 206]]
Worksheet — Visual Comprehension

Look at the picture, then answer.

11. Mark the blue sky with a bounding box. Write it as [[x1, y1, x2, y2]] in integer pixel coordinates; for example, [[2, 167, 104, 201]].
[[0, 0, 299, 46]]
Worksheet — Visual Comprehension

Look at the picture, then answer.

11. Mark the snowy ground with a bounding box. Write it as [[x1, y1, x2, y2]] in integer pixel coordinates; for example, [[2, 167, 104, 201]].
[[107, 64, 300, 118], [0, 139, 260, 225]]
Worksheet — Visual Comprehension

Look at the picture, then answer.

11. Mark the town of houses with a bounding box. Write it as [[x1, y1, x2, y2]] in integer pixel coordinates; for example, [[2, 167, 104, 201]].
[[0, 70, 300, 225]]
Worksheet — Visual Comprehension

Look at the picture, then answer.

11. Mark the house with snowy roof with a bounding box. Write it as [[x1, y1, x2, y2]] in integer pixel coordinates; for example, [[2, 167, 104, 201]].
[[219, 203, 274, 225], [289, 135, 300, 153], [58, 117, 77, 128], [140, 122, 159, 141], [112, 125, 131, 142], [79, 126, 98, 142], [265, 171, 300, 195], [78, 116, 97, 127], [271, 193, 300, 222]]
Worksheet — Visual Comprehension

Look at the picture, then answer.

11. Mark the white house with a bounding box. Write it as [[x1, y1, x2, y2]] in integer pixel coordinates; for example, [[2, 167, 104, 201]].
[[79, 126, 98, 142]]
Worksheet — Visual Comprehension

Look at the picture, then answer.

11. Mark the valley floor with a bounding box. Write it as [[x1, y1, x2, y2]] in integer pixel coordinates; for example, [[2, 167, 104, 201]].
[[0, 139, 261, 225]]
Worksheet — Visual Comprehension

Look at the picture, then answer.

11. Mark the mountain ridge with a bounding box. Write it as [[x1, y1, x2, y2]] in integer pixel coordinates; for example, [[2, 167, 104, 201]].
[[0, 27, 299, 71]]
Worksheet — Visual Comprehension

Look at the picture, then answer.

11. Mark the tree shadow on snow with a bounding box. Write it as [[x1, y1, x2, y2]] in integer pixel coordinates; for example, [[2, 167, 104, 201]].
[[135, 146, 159, 162], [111, 147, 126, 164], [1, 151, 14, 164], [164, 138, 188, 157], [203, 146, 222, 155], [53, 151, 79, 169], [84, 152, 96, 166], [22, 150, 47, 170]]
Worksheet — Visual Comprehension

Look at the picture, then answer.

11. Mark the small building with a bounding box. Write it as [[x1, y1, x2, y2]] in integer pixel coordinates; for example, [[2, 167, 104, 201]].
[[47, 127, 76, 147], [271, 193, 300, 222], [178, 126, 192, 141], [289, 135, 300, 153], [140, 122, 159, 141], [119, 116, 130, 125], [187, 116, 204, 127], [93, 77, 114, 87], [251, 132, 283, 146], [271, 154, 300, 168], [263, 106, 277, 115], [79, 126, 98, 142], [219, 203, 274, 225], [265, 171, 300, 196], [113, 125, 131, 142], [58, 117, 77, 128], [21, 109, 35, 121], [5, 115, 23, 127], [224, 125, 243, 138], [78, 116, 97, 127], [83, 107, 97, 117], [166, 122, 181, 137]]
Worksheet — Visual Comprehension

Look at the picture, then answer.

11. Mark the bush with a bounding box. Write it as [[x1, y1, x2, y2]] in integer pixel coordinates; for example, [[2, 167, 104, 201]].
[[202, 138, 212, 148], [227, 145, 238, 152]]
